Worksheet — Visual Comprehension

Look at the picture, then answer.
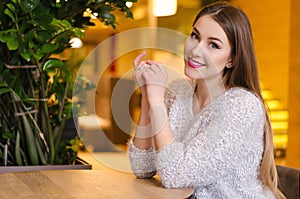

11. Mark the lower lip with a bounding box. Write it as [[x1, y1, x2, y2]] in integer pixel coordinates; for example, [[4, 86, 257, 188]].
[[187, 58, 203, 69]]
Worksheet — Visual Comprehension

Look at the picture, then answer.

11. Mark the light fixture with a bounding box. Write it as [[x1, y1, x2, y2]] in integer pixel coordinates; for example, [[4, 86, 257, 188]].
[[126, 2, 133, 8], [265, 99, 282, 109], [271, 121, 289, 130], [270, 111, 289, 121], [153, 0, 177, 17], [70, 37, 83, 48]]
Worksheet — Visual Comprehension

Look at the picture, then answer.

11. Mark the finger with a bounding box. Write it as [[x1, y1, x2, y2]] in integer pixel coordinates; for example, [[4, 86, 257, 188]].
[[137, 63, 150, 72], [149, 63, 166, 76], [145, 61, 165, 72], [132, 71, 146, 87], [156, 63, 166, 74], [146, 60, 161, 65], [141, 68, 155, 80], [134, 51, 147, 68]]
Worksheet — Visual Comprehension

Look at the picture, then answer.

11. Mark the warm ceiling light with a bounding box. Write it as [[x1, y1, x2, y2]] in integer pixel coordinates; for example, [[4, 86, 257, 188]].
[[153, 0, 177, 17], [272, 121, 289, 130], [70, 37, 83, 48], [270, 111, 289, 121], [126, 2, 133, 8]]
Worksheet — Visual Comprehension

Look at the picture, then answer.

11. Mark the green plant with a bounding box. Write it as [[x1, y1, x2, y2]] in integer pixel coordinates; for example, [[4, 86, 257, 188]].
[[0, 0, 137, 166]]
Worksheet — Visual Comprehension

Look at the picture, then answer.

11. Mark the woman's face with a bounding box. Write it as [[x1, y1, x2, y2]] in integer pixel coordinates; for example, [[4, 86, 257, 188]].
[[184, 15, 232, 80]]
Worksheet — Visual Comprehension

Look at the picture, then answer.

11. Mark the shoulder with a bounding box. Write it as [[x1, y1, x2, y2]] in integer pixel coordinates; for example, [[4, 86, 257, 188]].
[[226, 87, 262, 105], [223, 87, 265, 116]]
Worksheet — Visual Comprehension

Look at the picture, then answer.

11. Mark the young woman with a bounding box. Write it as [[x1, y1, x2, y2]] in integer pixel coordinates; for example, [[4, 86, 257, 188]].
[[128, 2, 285, 199]]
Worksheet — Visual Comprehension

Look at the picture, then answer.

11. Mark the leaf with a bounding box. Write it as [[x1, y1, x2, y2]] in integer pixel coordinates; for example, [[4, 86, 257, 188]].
[[73, 28, 85, 38], [20, 114, 39, 165], [34, 14, 53, 26], [32, 2, 50, 15], [35, 136, 47, 165], [19, 45, 32, 61], [19, 0, 40, 13], [0, 32, 19, 50], [29, 41, 35, 48], [15, 131, 23, 166], [33, 52, 43, 61], [23, 30, 34, 42], [35, 30, 52, 42], [2, 131, 14, 139], [6, 3, 16, 13], [98, 4, 115, 13], [43, 59, 64, 72], [37, 43, 58, 54], [68, 137, 80, 152], [4, 8, 15, 22], [60, 20, 72, 29], [31, 3, 52, 26], [0, 88, 11, 95], [7, 75, 17, 87], [0, 82, 6, 87], [20, 51, 32, 62]]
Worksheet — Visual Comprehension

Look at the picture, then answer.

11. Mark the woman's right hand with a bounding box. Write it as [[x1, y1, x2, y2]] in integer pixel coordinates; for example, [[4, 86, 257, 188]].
[[132, 51, 150, 94]]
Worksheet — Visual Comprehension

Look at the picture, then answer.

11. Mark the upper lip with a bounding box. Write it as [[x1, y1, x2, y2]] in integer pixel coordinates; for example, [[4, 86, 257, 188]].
[[188, 57, 205, 68]]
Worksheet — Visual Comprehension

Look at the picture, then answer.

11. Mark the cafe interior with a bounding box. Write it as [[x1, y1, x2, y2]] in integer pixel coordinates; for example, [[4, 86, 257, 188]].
[[1, 0, 299, 198]]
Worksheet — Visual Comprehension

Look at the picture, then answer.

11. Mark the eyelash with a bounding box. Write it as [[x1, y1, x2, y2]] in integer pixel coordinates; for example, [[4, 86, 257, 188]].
[[190, 32, 220, 49], [190, 32, 199, 40], [210, 42, 220, 49]]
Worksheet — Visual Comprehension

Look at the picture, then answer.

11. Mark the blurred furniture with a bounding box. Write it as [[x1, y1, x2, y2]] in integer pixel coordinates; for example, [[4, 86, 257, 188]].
[[0, 170, 193, 199], [78, 77, 140, 151], [78, 114, 119, 152], [276, 165, 300, 199], [109, 77, 137, 145]]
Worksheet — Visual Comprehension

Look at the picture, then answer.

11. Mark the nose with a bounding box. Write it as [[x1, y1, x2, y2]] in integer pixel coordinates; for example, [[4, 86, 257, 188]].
[[191, 42, 205, 58]]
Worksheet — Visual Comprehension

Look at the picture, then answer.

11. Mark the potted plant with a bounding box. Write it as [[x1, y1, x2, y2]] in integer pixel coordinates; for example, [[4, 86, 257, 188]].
[[0, 0, 136, 169]]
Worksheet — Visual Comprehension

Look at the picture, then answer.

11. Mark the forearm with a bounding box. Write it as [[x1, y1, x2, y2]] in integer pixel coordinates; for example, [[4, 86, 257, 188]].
[[148, 100, 174, 150], [133, 90, 154, 149]]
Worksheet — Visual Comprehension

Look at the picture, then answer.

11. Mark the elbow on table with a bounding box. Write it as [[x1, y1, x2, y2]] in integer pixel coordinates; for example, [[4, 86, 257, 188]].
[[134, 171, 156, 179]]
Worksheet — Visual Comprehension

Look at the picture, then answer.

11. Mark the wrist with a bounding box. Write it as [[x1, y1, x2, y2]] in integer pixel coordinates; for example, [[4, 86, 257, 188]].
[[147, 97, 165, 107]]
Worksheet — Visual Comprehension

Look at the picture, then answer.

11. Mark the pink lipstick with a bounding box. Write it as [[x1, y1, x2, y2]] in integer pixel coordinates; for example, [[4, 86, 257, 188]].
[[188, 58, 204, 68]]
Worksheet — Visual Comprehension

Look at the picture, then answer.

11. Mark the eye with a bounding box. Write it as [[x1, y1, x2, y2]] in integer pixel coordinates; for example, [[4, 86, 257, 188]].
[[190, 32, 199, 41], [210, 42, 220, 49]]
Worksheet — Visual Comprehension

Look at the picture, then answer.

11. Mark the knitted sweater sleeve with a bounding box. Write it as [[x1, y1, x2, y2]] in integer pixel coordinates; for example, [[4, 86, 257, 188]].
[[127, 139, 157, 178], [127, 86, 176, 178], [156, 89, 265, 189]]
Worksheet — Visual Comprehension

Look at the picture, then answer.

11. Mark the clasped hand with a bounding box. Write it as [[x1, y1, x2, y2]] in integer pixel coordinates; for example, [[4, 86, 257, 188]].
[[132, 52, 168, 105]]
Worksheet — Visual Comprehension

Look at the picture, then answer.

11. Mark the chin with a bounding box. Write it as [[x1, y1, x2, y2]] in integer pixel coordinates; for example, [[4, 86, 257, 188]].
[[184, 67, 202, 80]]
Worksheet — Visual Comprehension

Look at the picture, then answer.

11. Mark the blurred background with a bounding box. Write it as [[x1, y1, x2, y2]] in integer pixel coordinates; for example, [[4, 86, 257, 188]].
[[62, 0, 300, 169]]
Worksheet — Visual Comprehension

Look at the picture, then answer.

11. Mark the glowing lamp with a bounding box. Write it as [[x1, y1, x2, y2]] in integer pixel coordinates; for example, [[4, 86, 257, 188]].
[[153, 0, 177, 17], [70, 37, 83, 48]]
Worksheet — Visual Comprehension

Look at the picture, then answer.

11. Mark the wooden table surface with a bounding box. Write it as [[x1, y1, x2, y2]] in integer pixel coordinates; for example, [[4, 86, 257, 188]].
[[0, 169, 193, 199]]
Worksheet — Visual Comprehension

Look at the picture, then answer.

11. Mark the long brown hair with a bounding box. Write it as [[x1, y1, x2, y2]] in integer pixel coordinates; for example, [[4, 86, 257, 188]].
[[193, 2, 285, 198]]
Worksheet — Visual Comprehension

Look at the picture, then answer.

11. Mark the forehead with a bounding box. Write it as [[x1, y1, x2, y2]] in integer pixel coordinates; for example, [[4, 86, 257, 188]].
[[193, 15, 228, 41]]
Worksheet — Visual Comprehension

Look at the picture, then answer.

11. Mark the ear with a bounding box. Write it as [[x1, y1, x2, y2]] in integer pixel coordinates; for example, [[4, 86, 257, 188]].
[[226, 63, 233, 68], [226, 59, 233, 68]]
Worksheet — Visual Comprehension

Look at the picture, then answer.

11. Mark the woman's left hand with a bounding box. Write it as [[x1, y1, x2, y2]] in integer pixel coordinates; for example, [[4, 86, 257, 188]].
[[142, 60, 168, 106]]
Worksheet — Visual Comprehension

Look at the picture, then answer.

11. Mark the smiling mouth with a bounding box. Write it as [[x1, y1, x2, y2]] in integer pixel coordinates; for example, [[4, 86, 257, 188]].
[[188, 58, 205, 68]]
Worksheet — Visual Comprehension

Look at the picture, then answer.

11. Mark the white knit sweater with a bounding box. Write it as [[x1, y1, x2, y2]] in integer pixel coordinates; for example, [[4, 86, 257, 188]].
[[128, 79, 276, 199]]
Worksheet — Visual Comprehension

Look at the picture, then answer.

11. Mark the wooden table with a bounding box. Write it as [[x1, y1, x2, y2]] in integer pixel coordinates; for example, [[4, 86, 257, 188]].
[[0, 169, 193, 199]]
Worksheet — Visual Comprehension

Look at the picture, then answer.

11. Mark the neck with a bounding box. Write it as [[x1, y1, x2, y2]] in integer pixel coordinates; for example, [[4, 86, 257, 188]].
[[194, 76, 226, 109]]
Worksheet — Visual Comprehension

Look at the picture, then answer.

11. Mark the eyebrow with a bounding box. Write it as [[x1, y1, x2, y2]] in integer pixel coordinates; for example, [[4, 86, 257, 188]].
[[192, 27, 224, 44]]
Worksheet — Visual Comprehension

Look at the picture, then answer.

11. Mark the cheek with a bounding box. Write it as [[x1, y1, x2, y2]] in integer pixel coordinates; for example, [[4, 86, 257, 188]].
[[184, 38, 195, 60], [211, 52, 231, 71]]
